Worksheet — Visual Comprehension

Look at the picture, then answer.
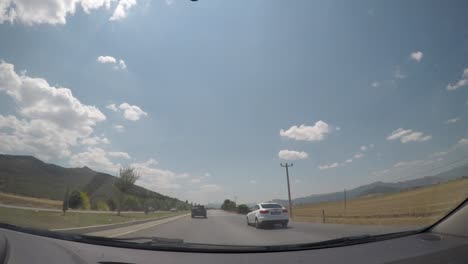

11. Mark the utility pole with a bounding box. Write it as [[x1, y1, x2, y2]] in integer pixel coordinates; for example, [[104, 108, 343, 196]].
[[344, 189, 347, 210], [280, 163, 293, 219]]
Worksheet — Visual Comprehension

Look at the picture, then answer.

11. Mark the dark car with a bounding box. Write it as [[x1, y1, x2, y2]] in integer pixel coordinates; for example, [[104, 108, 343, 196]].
[[191, 205, 207, 218]]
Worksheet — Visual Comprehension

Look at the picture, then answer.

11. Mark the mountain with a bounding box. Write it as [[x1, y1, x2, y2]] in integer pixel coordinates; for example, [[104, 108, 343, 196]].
[[0, 154, 183, 209], [272, 163, 468, 206]]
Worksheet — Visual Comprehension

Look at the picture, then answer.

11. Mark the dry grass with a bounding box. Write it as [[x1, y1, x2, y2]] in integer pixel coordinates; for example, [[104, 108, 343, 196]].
[[293, 177, 468, 226], [0, 192, 62, 209]]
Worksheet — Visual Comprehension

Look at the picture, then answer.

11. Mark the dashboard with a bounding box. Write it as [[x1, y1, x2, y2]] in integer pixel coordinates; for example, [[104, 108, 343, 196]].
[[1, 200, 467, 264]]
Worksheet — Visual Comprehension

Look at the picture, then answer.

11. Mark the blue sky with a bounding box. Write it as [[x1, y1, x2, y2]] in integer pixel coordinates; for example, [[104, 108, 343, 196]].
[[0, 0, 467, 204]]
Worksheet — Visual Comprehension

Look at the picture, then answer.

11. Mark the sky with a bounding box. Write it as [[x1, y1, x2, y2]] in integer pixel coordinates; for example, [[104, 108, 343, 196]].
[[0, 0, 468, 204]]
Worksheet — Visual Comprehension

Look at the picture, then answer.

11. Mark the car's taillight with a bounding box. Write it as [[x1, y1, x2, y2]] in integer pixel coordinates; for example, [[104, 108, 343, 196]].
[[259, 210, 269, 214], [282, 209, 288, 213]]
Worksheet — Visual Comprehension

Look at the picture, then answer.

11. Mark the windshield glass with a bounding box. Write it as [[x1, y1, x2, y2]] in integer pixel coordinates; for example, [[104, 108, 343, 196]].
[[0, 0, 467, 249], [261, 204, 283, 209]]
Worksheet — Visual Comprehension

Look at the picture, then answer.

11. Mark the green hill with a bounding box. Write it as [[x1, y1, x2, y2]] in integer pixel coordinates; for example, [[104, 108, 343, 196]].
[[0, 154, 187, 211]]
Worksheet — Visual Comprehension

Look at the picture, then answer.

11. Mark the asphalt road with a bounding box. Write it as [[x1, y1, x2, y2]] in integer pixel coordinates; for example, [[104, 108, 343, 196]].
[[116, 210, 414, 245]]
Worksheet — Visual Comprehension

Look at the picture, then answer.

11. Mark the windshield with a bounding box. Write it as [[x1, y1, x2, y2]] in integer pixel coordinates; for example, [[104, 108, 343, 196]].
[[0, 0, 467, 249], [261, 204, 283, 209]]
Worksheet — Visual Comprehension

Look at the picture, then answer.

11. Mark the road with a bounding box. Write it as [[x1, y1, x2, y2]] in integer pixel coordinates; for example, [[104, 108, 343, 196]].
[[111, 210, 414, 245]]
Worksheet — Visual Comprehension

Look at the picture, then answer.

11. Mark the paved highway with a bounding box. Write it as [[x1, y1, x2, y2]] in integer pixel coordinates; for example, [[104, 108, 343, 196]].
[[112, 210, 414, 245]]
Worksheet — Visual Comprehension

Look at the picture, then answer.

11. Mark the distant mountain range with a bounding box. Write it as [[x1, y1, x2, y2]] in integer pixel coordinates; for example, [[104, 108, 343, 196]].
[[0, 154, 183, 207], [272, 163, 468, 206]]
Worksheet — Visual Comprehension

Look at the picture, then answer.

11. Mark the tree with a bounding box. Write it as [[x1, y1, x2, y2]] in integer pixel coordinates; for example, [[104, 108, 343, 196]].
[[80, 192, 91, 210], [114, 166, 140, 216], [62, 186, 69, 215], [221, 199, 237, 212], [68, 190, 82, 209], [237, 204, 250, 214]]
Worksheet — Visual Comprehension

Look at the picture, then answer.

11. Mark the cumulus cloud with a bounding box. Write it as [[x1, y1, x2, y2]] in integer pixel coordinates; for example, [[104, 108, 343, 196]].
[[445, 117, 460, 124], [410, 51, 423, 62], [371, 82, 380, 88], [447, 68, 468, 91], [318, 162, 339, 170], [131, 159, 189, 190], [249, 180, 257, 184], [97, 56, 117, 64], [106, 103, 118, 111], [97, 56, 127, 70], [113, 124, 125, 132], [0, 61, 106, 160], [280, 120, 331, 141], [0, 0, 135, 25], [69, 147, 121, 173], [199, 184, 222, 192], [278, 150, 308, 160], [353, 153, 364, 159], [110, 0, 136, 21], [457, 138, 468, 147], [387, 128, 431, 143], [80, 136, 110, 145], [108, 151, 130, 159], [118, 103, 148, 121]]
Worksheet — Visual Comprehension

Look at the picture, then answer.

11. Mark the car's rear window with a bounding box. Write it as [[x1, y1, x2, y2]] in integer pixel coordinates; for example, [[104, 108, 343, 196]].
[[261, 204, 282, 209]]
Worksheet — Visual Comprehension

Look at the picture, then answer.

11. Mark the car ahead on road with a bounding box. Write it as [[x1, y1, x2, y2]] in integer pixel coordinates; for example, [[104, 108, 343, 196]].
[[247, 203, 289, 228], [191, 205, 207, 218]]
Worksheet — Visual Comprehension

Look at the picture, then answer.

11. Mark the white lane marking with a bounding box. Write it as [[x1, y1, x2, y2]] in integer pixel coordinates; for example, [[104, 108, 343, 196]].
[[109, 214, 189, 238]]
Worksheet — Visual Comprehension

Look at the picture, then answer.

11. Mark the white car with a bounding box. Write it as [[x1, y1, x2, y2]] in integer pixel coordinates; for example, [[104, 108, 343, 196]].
[[246, 203, 289, 229]]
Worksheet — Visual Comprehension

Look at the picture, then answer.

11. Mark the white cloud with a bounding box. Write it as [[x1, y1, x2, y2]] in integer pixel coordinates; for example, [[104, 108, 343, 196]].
[[410, 51, 423, 62], [69, 147, 121, 173], [278, 150, 308, 160], [280, 120, 331, 141], [249, 180, 257, 184], [131, 159, 189, 191], [387, 128, 412, 140], [165, 0, 175, 5], [81, 136, 110, 145], [360, 145, 367, 151], [113, 124, 125, 132], [191, 178, 201, 183], [371, 82, 380, 88], [110, 0, 136, 21], [294, 179, 301, 184], [199, 184, 222, 192], [97, 56, 127, 70], [116, 59, 127, 70], [118, 103, 148, 121], [0, 0, 135, 25], [387, 128, 431, 143], [393, 160, 424, 168], [447, 68, 468, 91], [318, 162, 339, 170], [108, 151, 131, 159], [445, 117, 460, 124], [353, 153, 364, 159], [430, 151, 448, 158], [106, 103, 118, 111], [344, 159, 353, 163], [0, 61, 106, 160], [457, 138, 468, 147], [97, 56, 117, 64]]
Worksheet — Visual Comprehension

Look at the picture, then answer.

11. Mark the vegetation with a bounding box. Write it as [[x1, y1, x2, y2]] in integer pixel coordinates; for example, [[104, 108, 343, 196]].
[[62, 187, 69, 215], [237, 204, 250, 214], [114, 166, 140, 216], [68, 190, 82, 209], [79, 192, 91, 210], [0, 155, 189, 213], [221, 199, 237, 212], [0, 207, 187, 230], [293, 177, 468, 226]]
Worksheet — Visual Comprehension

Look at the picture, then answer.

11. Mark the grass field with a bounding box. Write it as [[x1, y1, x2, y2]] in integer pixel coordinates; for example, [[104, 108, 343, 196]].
[[0, 207, 187, 230], [0, 192, 62, 209], [293, 177, 468, 226]]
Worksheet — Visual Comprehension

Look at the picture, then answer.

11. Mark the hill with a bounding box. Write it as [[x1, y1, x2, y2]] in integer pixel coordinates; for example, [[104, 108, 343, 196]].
[[0, 154, 186, 210], [272, 163, 468, 206]]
